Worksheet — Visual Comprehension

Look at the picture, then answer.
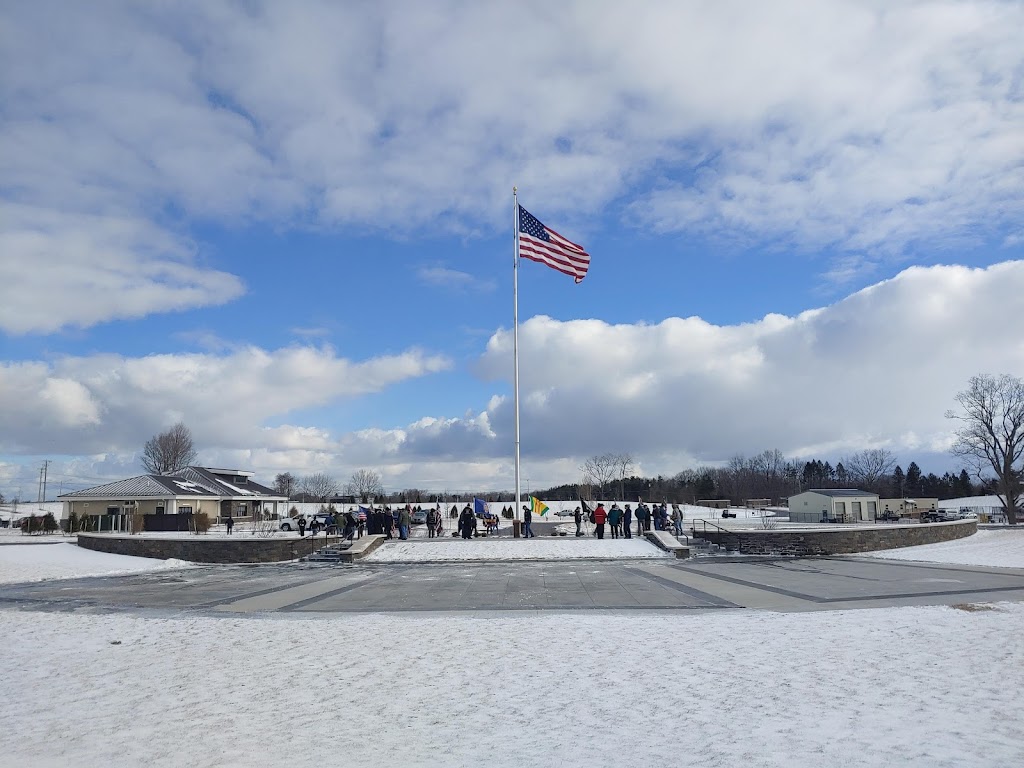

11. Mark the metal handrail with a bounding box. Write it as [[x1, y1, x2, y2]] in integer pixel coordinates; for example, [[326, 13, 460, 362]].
[[690, 518, 734, 537]]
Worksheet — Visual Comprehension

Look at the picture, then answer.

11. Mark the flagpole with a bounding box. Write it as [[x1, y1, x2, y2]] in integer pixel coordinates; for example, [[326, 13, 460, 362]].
[[513, 187, 522, 536]]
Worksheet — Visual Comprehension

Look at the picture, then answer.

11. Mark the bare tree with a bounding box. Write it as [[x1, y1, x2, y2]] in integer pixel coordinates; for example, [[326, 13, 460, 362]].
[[581, 454, 618, 499], [346, 469, 384, 500], [300, 472, 338, 502], [844, 448, 897, 489], [141, 423, 197, 474], [947, 374, 1024, 525], [274, 472, 297, 499], [578, 472, 595, 503], [613, 452, 635, 501]]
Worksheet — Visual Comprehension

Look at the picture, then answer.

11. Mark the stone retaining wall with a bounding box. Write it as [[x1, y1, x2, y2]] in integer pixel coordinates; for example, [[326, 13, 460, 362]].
[[692, 519, 976, 556], [77, 533, 341, 563]]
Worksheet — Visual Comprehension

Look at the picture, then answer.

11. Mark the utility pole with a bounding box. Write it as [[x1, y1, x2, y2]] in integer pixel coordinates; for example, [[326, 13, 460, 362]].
[[41, 460, 50, 505]]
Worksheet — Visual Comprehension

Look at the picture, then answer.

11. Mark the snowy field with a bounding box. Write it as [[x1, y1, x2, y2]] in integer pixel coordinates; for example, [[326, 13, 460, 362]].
[[365, 538, 671, 561], [1, 605, 1022, 767], [0, 541, 190, 584], [861, 528, 1024, 569], [2, 530, 1024, 765]]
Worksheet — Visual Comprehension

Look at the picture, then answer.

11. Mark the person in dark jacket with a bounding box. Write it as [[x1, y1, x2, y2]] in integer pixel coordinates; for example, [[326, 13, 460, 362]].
[[637, 501, 651, 534], [225, 515, 234, 535], [623, 504, 632, 539], [297, 516, 307, 537], [608, 503, 623, 539], [459, 505, 476, 539], [342, 510, 357, 541], [593, 503, 607, 539], [522, 505, 536, 538], [574, 507, 583, 537], [426, 508, 437, 538]]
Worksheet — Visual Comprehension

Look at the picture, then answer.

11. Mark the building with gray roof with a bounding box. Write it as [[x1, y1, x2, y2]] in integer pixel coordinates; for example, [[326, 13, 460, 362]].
[[58, 467, 287, 531]]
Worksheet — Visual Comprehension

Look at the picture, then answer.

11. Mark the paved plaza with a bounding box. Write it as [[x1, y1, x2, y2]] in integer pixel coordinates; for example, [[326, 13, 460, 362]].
[[4, 555, 1024, 614]]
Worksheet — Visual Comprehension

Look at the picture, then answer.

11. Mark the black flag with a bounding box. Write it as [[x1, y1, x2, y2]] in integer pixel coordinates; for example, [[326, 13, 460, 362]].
[[581, 498, 595, 524]]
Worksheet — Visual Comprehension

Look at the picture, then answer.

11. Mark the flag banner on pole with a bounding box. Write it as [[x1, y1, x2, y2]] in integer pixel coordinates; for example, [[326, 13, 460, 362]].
[[518, 205, 590, 283], [473, 498, 490, 517], [530, 496, 549, 517], [581, 498, 594, 523]]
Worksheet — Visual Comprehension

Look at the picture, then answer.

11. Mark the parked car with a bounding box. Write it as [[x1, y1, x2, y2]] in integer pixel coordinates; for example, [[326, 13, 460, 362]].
[[279, 512, 335, 533], [411, 509, 428, 524], [554, 508, 576, 517]]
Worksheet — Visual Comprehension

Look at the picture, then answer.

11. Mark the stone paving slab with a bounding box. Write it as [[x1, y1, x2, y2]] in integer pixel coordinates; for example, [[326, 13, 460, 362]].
[[3, 557, 1024, 615]]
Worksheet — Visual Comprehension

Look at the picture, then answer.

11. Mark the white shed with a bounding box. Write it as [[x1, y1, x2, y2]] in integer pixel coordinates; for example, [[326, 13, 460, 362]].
[[788, 489, 879, 523]]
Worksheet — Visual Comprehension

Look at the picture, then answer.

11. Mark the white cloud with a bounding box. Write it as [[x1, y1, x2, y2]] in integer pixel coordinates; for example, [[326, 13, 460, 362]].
[[0, 205, 245, 334], [416, 266, 496, 293], [2, 0, 1022, 332], [0, 345, 451, 459], [330, 260, 1024, 488], [5, 262, 1024, 497]]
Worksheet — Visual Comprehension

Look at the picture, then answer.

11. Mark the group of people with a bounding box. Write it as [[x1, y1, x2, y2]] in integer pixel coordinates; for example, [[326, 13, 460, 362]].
[[293, 509, 361, 540], [287, 499, 687, 542], [574, 501, 685, 539], [366, 505, 445, 540]]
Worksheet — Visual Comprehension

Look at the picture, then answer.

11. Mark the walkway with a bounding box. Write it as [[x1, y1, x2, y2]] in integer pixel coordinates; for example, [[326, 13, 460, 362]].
[[4, 556, 1024, 614]]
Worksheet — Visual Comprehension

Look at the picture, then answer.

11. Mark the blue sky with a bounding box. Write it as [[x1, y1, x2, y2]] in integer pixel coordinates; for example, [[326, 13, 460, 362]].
[[2, 0, 1024, 499]]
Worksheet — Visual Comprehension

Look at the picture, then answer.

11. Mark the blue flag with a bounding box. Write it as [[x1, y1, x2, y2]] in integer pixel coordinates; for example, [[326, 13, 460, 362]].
[[474, 498, 489, 517]]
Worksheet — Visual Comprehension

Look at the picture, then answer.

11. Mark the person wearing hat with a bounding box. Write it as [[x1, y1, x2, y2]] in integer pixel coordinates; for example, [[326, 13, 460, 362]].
[[593, 503, 607, 539], [623, 504, 633, 539], [459, 504, 476, 539], [608, 503, 623, 539]]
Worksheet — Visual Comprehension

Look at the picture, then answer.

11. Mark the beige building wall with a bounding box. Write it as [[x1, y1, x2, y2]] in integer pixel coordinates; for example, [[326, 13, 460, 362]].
[[788, 491, 879, 523]]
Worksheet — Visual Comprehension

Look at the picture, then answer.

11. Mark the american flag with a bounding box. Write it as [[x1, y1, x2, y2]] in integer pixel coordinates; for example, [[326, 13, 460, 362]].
[[518, 205, 590, 283]]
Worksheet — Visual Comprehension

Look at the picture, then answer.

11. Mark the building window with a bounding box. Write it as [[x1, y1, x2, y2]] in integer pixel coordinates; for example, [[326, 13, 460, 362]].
[[179, 505, 193, 515], [106, 506, 118, 515], [156, 506, 165, 515], [237, 503, 248, 515]]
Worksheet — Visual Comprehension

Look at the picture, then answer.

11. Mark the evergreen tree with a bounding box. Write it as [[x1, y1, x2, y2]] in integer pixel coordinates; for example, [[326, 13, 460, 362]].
[[905, 462, 922, 496], [957, 469, 974, 497], [891, 465, 905, 497]]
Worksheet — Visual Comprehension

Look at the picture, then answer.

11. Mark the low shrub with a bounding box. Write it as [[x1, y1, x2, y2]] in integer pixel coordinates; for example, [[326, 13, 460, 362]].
[[191, 512, 211, 534], [130, 508, 146, 534]]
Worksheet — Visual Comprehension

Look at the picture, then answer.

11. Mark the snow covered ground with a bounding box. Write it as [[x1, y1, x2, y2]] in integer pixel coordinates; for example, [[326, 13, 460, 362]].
[[2, 528, 1024, 765], [1, 604, 1022, 767], [861, 528, 1024, 569], [365, 538, 670, 562], [0, 541, 190, 584]]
